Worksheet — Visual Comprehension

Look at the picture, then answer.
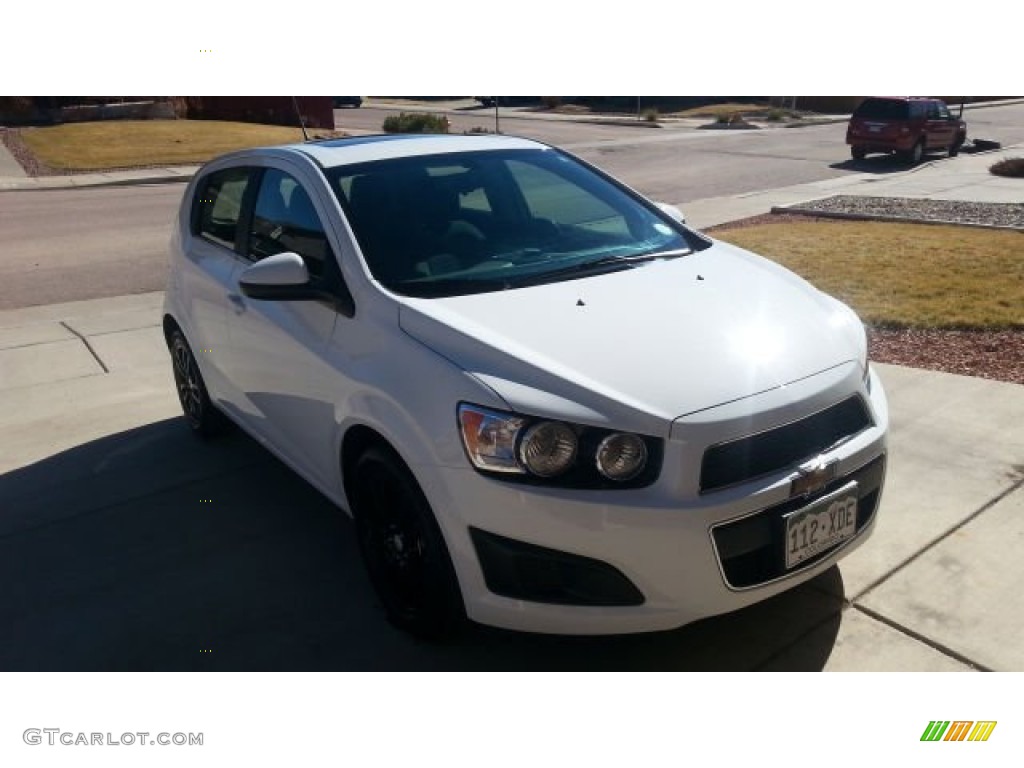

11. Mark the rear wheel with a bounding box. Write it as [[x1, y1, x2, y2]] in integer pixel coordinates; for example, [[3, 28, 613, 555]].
[[851, 146, 867, 160], [350, 446, 465, 640], [169, 330, 228, 438], [949, 136, 964, 157], [905, 139, 925, 165]]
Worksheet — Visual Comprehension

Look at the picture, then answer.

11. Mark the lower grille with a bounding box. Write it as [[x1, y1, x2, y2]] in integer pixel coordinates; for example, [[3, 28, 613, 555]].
[[700, 395, 872, 493], [712, 454, 885, 589], [470, 528, 645, 606]]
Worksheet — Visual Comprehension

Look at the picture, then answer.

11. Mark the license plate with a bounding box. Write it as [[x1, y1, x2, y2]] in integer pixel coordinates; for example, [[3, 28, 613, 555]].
[[783, 482, 858, 569], [869, 125, 881, 133]]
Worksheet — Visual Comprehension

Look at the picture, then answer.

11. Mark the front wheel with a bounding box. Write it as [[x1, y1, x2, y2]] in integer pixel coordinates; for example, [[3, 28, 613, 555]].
[[851, 145, 867, 160], [350, 446, 465, 640]]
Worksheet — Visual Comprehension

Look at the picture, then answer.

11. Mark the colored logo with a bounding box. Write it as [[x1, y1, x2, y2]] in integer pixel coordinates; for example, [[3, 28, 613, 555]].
[[921, 721, 997, 742]]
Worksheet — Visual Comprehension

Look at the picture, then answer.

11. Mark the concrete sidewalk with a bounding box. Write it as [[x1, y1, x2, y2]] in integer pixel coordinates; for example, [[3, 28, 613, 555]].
[[679, 144, 1023, 230]]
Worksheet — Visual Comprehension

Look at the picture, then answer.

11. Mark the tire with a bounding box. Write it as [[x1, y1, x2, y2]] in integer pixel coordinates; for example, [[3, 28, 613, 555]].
[[851, 145, 867, 160], [949, 137, 963, 157], [904, 139, 925, 165], [350, 446, 465, 640], [169, 330, 229, 438]]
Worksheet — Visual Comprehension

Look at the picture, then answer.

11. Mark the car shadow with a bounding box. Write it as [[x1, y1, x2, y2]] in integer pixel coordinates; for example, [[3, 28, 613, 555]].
[[830, 155, 921, 174], [0, 418, 844, 671]]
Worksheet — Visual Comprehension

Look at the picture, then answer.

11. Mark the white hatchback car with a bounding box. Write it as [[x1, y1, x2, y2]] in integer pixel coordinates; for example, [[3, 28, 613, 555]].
[[164, 134, 888, 638]]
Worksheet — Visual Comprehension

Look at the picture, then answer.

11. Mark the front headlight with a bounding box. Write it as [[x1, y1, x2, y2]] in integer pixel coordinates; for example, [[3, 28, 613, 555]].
[[596, 433, 648, 481], [457, 403, 661, 488], [519, 421, 578, 477]]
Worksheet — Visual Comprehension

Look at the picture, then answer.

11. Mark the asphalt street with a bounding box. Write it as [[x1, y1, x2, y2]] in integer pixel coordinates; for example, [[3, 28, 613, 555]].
[[0, 185, 180, 309], [339, 102, 1024, 202], [3, 101, 1024, 311]]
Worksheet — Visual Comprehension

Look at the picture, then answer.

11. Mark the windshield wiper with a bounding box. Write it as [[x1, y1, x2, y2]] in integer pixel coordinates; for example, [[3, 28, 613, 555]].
[[582, 247, 691, 270], [510, 247, 691, 287]]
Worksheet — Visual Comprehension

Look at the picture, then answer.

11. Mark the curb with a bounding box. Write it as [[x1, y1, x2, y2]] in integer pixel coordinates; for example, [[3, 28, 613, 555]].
[[784, 117, 851, 128], [0, 172, 195, 192], [769, 204, 1024, 232]]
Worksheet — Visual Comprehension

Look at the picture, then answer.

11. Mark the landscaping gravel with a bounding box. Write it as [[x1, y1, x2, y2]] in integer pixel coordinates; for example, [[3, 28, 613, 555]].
[[784, 195, 1024, 229]]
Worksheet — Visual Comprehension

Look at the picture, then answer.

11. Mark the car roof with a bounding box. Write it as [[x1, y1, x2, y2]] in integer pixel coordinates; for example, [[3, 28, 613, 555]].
[[281, 133, 547, 169], [862, 96, 940, 103]]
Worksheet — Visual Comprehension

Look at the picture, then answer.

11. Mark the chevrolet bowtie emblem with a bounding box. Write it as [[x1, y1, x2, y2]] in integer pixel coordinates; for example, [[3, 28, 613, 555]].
[[791, 457, 839, 498]]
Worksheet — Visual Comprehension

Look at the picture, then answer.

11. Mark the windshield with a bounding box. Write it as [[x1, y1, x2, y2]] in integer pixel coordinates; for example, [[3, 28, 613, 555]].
[[326, 148, 706, 297]]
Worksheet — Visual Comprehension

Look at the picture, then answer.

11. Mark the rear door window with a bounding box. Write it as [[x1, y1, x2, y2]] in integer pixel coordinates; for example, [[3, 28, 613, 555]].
[[194, 167, 253, 251]]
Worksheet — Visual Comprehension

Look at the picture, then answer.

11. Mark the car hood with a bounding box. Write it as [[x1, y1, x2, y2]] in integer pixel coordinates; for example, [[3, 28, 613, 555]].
[[398, 241, 866, 436]]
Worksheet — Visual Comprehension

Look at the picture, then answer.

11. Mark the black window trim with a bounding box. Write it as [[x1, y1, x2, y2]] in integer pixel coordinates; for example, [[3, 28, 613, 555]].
[[235, 166, 264, 260]]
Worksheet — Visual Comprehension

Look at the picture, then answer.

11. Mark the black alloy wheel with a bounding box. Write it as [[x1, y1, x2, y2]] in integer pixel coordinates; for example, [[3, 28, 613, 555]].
[[169, 330, 228, 438], [350, 446, 465, 640]]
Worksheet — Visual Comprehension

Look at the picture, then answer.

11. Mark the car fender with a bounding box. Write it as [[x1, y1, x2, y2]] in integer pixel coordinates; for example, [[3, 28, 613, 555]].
[[328, 332, 510, 516]]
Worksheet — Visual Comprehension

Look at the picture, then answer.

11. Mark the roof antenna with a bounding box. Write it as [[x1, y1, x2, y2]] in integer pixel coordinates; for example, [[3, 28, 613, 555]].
[[290, 96, 310, 141]]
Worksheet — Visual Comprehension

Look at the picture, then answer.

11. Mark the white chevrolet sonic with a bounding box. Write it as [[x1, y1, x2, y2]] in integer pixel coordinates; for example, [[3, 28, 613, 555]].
[[163, 134, 888, 638]]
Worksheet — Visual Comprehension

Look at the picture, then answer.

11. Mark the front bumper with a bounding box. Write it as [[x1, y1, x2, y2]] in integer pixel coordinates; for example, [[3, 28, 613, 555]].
[[417, 365, 889, 635]]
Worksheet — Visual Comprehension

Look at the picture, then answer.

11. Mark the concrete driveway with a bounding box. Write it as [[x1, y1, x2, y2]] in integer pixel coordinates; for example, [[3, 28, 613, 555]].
[[2, 292, 1021, 671]]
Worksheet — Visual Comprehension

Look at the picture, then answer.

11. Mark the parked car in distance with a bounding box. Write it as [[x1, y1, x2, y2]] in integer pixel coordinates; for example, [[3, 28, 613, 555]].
[[332, 96, 362, 108], [847, 96, 966, 164], [164, 134, 888, 639]]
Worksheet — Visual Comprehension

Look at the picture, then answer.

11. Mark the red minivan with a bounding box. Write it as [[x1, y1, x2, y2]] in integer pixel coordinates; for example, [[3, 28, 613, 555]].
[[846, 97, 967, 165]]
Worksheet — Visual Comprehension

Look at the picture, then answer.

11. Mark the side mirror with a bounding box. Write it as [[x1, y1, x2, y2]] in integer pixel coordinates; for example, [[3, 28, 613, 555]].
[[238, 251, 353, 318], [239, 252, 310, 295], [654, 201, 686, 224]]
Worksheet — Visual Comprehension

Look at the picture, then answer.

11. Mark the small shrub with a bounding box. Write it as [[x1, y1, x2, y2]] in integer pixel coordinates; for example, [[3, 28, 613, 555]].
[[714, 110, 732, 124], [381, 112, 449, 134], [641, 107, 659, 123], [765, 108, 787, 122], [989, 157, 1024, 178]]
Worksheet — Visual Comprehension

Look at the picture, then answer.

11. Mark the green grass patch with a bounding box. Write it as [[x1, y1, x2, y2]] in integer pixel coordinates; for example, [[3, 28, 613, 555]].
[[17, 120, 324, 171], [712, 220, 1024, 329]]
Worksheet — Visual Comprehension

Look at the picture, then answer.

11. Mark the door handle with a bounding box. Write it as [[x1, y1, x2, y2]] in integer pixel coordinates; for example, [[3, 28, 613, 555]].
[[227, 293, 247, 313]]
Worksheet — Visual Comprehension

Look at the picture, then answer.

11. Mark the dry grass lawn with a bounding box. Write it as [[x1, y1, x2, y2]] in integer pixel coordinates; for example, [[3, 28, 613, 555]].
[[669, 102, 768, 119], [712, 220, 1024, 329], [17, 120, 326, 171]]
